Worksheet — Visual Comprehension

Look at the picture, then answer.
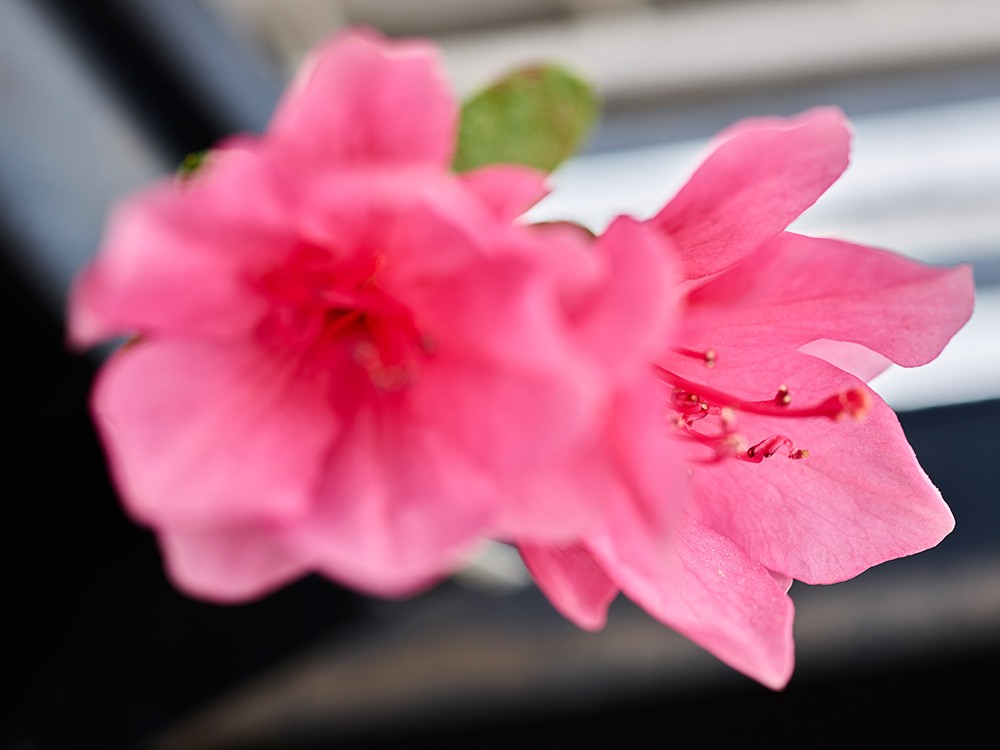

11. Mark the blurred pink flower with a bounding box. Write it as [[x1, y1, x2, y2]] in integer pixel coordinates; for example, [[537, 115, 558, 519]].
[[521, 108, 975, 689], [69, 30, 674, 601]]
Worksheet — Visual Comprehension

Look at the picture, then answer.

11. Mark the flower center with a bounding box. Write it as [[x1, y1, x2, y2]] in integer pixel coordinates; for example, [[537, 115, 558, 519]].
[[653, 350, 870, 464], [256, 244, 432, 390]]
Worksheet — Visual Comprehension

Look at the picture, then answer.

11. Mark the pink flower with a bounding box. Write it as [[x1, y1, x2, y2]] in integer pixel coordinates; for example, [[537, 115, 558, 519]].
[[69, 31, 673, 601], [521, 108, 975, 689]]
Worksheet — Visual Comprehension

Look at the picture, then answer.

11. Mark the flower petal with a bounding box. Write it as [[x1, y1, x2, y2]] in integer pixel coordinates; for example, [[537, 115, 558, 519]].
[[571, 216, 677, 379], [585, 376, 688, 582], [459, 164, 551, 221], [678, 232, 975, 368], [268, 29, 456, 169], [649, 108, 850, 280], [405, 254, 604, 478], [492, 444, 616, 542], [284, 404, 495, 597], [594, 516, 796, 690], [91, 339, 337, 528], [68, 144, 289, 347], [519, 543, 618, 631], [158, 525, 309, 603], [680, 353, 955, 584], [411, 353, 598, 486]]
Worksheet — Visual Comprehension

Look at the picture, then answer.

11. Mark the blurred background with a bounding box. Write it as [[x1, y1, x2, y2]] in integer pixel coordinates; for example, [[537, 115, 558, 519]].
[[2, 0, 998, 748]]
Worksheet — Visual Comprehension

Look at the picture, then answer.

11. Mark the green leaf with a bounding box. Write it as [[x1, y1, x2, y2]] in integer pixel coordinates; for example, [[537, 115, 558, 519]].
[[453, 65, 600, 174], [176, 149, 210, 180]]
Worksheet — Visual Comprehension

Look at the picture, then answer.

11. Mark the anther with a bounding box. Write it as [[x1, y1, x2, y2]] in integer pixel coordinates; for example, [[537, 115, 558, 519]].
[[774, 384, 791, 406], [740, 435, 803, 463], [835, 388, 872, 420], [673, 346, 718, 368]]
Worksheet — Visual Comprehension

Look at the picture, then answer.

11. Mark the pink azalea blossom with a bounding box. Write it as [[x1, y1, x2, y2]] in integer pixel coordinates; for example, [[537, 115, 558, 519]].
[[69, 30, 674, 601], [521, 108, 975, 689]]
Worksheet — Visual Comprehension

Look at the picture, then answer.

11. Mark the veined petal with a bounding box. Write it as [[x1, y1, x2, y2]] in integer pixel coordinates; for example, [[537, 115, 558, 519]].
[[519, 543, 618, 631], [679, 232, 975, 368], [268, 29, 456, 169], [92, 339, 337, 529], [595, 516, 796, 690], [679, 352, 955, 584], [650, 108, 850, 280]]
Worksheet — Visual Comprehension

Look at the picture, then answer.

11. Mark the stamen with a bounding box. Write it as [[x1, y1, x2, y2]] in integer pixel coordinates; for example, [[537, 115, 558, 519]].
[[740, 435, 808, 462], [682, 427, 748, 463], [673, 346, 718, 368], [671, 389, 720, 426], [833, 388, 872, 420], [654, 365, 870, 421]]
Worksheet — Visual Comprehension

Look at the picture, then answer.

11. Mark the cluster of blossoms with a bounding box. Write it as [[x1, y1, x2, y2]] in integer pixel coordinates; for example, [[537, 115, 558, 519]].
[[70, 30, 974, 689]]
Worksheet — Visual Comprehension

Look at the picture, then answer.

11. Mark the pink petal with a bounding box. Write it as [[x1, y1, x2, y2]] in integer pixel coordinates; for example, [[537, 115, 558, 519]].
[[276, 163, 542, 292], [796, 339, 893, 382], [491, 444, 616, 542], [411, 352, 598, 488], [650, 108, 850, 280], [585, 376, 688, 586], [594, 516, 796, 690], [482, 223, 679, 543], [495, 376, 683, 547], [377, 184, 600, 308], [91, 339, 337, 529], [678, 352, 955, 584], [158, 525, 309, 603], [268, 29, 456, 169], [571, 216, 677, 379], [374, 175, 508, 280], [679, 232, 975, 368], [519, 543, 619, 631], [459, 164, 551, 221], [404, 254, 605, 479], [68, 144, 288, 347], [283, 402, 496, 597]]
